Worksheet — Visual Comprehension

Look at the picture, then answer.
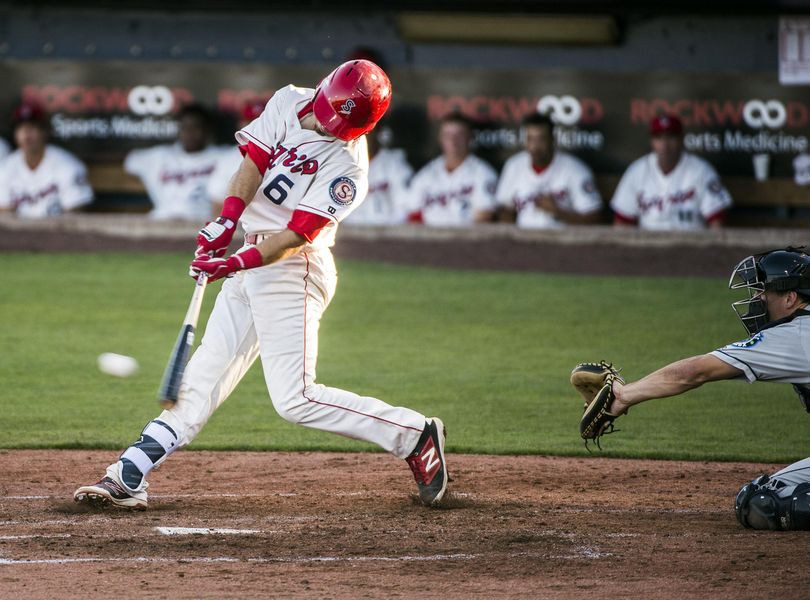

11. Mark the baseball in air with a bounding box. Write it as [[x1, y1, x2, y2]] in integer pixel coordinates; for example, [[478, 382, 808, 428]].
[[97, 353, 139, 378]]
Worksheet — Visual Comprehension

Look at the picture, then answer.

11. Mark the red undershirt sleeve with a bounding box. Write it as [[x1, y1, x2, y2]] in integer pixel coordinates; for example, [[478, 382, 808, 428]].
[[242, 142, 271, 175], [287, 209, 332, 242]]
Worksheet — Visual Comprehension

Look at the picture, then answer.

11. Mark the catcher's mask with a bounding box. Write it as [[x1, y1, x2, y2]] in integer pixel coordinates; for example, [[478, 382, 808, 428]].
[[729, 246, 810, 335]]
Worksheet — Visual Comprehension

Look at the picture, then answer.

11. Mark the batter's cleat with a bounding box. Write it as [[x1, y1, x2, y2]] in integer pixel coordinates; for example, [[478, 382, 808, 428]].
[[73, 477, 147, 510], [406, 417, 448, 507]]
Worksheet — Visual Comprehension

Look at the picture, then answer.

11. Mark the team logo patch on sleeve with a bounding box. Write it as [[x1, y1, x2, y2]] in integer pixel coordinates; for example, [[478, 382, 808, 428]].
[[728, 332, 764, 348], [329, 177, 356, 206]]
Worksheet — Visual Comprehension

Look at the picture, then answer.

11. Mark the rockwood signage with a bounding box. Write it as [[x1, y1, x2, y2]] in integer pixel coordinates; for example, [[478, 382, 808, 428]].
[[0, 61, 806, 179]]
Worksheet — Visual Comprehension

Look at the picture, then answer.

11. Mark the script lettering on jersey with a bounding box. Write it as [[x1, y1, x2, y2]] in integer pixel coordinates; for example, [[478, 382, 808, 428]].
[[11, 183, 58, 210], [637, 188, 696, 213], [160, 164, 216, 184], [514, 189, 570, 212], [267, 143, 319, 175], [424, 185, 474, 208]]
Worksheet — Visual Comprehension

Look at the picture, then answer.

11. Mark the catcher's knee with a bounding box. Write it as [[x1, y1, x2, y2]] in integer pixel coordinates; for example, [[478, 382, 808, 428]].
[[735, 476, 810, 531]]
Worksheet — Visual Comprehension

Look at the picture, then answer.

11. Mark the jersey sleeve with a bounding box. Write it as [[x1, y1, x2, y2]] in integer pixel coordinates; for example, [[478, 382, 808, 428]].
[[296, 161, 368, 224], [710, 326, 808, 383], [235, 89, 287, 155], [567, 158, 602, 214], [610, 161, 641, 219], [470, 160, 498, 212], [58, 153, 94, 210], [0, 159, 11, 209], [403, 164, 429, 213], [696, 161, 733, 220], [495, 158, 517, 208], [123, 147, 157, 179]]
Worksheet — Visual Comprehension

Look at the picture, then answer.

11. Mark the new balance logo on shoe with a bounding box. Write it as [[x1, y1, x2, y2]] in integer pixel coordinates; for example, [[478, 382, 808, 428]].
[[406, 418, 449, 507]]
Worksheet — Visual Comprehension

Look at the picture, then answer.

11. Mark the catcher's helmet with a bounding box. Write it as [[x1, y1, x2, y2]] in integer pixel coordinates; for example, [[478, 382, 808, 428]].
[[729, 246, 810, 334], [312, 59, 391, 141]]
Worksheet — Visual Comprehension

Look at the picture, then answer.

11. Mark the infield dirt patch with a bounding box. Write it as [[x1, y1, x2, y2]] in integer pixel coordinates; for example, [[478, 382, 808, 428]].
[[1, 450, 807, 599]]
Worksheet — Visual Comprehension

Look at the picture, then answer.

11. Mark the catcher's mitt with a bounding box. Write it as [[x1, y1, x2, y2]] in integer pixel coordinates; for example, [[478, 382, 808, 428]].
[[570, 361, 625, 449]]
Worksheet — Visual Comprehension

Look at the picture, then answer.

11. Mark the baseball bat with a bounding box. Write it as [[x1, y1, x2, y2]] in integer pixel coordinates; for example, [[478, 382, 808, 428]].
[[157, 273, 208, 408]]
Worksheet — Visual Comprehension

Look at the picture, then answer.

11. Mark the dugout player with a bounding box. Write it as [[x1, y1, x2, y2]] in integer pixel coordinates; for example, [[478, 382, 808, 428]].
[[605, 246, 810, 530], [124, 103, 229, 221], [0, 102, 93, 217], [344, 124, 413, 226], [610, 114, 733, 230], [74, 60, 449, 510], [496, 112, 602, 228], [408, 112, 497, 226]]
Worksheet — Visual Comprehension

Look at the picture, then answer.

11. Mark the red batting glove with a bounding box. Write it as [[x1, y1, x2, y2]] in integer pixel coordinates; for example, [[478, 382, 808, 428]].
[[189, 247, 263, 282], [195, 196, 246, 258]]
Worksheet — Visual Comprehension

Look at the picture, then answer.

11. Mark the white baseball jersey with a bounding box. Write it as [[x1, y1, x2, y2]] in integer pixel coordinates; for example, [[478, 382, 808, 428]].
[[125, 142, 229, 221], [0, 138, 10, 161], [235, 84, 369, 248], [711, 311, 810, 386], [0, 144, 93, 217], [409, 154, 498, 227], [345, 148, 413, 226], [496, 150, 602, 229], [206, 146, 243, 204], [610, 152, 732, 230]]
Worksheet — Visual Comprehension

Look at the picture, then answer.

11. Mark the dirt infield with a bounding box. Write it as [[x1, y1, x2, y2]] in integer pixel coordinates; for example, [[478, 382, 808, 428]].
[[0, 450, 807, 599]]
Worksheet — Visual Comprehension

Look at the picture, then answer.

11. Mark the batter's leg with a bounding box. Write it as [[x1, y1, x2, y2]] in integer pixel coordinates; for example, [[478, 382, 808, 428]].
[[74, 274, 261, 509]]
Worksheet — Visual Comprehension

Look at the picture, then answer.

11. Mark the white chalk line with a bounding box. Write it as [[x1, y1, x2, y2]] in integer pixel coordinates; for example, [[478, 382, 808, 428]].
[[0, 553, 479, 566], [0, 534, 72, 540], [155, 527, 260, 536]]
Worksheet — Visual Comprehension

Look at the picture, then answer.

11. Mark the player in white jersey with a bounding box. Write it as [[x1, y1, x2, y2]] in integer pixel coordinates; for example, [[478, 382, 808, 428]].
[[344, 125, 413, 226], [0, 103, 93, 217], [496, 112, 602, 228], [597, 247, 810, 530], [610, 114, 733, 231], [74, 60, 449, 511], [408, 113, 497, 227], [125, 104, 229, 221]]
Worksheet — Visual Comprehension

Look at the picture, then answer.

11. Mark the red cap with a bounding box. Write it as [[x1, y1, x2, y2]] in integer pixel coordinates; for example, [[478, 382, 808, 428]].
[[312, 59, 392, 141], [13, 102, 47, 126], [241, 100, 265, 123], [649, 114, 683, 136]]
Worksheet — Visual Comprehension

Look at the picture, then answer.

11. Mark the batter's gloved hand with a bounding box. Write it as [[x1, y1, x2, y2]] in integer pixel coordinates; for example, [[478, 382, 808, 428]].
[[570, 361, 625, 449], [189, 247, 263, 282], [195, 196, 246, 258]]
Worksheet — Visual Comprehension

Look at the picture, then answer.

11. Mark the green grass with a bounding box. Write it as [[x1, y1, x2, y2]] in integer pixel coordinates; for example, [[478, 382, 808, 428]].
[[1, 251, 807, 463]]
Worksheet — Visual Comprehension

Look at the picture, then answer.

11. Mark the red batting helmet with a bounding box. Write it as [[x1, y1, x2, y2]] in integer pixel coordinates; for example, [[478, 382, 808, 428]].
[[312, 59, 392, 141]]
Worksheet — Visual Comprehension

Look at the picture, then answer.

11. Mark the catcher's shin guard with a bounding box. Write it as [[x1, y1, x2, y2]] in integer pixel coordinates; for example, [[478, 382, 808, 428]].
[[736, 476, 810, 530], [118, 419, 179, 491]]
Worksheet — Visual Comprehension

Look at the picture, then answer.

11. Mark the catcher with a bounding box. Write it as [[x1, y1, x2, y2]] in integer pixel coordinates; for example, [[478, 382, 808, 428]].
[[572, 246, 810, 531]]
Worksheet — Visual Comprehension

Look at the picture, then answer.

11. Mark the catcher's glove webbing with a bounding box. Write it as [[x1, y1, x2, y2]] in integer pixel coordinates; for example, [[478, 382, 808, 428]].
[[570, 361, 625, 450]]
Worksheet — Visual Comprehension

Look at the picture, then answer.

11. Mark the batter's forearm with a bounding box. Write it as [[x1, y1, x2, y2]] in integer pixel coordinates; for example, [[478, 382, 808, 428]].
[[254, 229, 307, 266], [228, 156, 263, 206]]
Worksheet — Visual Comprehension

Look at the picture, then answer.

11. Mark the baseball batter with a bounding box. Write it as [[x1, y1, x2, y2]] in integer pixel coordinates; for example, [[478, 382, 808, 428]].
[[593, 247, 810, 530], [0, 103, 93, 217], [611, 114, 733, 230], [74, 60, 449, 510], [497, 112, 602, 228], [409, 113, 497, 227], [125, 104, 229, 221]]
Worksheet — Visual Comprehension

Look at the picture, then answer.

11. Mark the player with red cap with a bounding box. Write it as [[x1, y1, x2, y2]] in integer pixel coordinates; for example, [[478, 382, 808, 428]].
[[74, 60, 450, 511], [0, 102, 92, 217], [610, 112, 733, 230]]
